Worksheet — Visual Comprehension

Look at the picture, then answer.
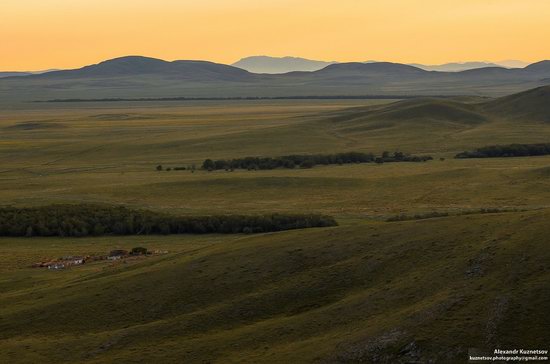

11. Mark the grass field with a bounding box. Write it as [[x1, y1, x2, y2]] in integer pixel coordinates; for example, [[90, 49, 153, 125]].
[[1, 97, 550, 363]]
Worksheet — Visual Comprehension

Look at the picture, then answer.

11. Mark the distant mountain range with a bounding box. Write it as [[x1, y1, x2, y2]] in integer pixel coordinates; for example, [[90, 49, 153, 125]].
[[0, 69, 59, 78], [0, 72, 33, 78], [232, 56, 338, 74], [410, 62, 501, 72], [0, 56, 548, 102], [231, 56, 531, 74], [0, 58, 532, 78]]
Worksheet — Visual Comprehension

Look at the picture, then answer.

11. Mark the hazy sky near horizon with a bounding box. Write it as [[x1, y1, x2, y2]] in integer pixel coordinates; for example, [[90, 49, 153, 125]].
[[1, 0, 549, 70]]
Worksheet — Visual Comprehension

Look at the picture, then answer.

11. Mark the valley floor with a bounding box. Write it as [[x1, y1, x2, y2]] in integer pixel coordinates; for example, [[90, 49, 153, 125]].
[[1, 99, 549, 363]]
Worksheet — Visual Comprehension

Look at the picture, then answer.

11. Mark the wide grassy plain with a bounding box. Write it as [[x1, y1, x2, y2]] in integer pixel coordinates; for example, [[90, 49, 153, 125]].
[[1, 97, 550, 363]]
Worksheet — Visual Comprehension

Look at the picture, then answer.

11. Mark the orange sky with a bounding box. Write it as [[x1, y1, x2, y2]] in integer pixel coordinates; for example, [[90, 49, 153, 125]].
[[1, 0, 549, 70]]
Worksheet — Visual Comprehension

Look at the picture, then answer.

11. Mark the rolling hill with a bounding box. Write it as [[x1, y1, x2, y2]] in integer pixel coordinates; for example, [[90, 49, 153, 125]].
[[410, 61, 501, 72], [482, 85, 550, 122], [232, 57, 525, 73], [0, 69, 60, 78], [313, 85, 550, 146], [523, 60, 550, 73], [36, 56, 255, 81], [0, 71, 32, 78], [330, 99, 487, 125], [232, 56, 337, 74], [310, 62, 429, 78], [326, 85, 550, 126], [1, 210, 549, 363]]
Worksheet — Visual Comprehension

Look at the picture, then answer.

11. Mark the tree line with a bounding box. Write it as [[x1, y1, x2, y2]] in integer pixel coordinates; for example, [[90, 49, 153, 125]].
[[0, 205, 337, 237], [386, 207, 522, 222], [199, 151, 433, 171], [44, 95, 433, 103], [455, 143, 550, 159]]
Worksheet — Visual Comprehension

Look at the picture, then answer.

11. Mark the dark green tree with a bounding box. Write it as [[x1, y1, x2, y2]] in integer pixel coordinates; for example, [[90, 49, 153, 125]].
[[202, 159, 215, 170]]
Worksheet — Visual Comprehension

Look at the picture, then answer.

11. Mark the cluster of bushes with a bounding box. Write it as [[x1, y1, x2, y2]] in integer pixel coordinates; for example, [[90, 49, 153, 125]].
[[0, 205, 337, 237], [131, 247, 148, 255], [386, 208, 522, 222], [200, 151, 433, 171], [455, 143, 550, 159], [387, 211, 450, 222], [156, 165, 196, 172]]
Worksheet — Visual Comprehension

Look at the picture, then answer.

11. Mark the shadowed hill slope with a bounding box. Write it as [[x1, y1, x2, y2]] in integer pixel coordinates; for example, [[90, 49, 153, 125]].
[[1, 210, 549, 363], [328, 98, 488, 125], [523, 60, 550, 73], [324, 85, 550, 130], [482, 85, 550, 122]]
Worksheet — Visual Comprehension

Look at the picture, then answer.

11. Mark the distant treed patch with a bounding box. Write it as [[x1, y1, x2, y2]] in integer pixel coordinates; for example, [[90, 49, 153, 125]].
[[0, 205, 337, 237], [455, 143, 550, 158], [186, 152, 433, 171], [386, 207, 525, 222]]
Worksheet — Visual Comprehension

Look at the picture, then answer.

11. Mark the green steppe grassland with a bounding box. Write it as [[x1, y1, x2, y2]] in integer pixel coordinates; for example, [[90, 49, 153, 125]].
[[1, 95, 549, 363]]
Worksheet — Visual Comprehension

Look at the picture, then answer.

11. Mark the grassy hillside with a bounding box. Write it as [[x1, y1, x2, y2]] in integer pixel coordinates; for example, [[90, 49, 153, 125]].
[[328, 98, 488, 125], [2, 97, 550, 216], [1, 210, 549, 363], [483, 85, 550, 122], [1, 90, 550, 363]]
